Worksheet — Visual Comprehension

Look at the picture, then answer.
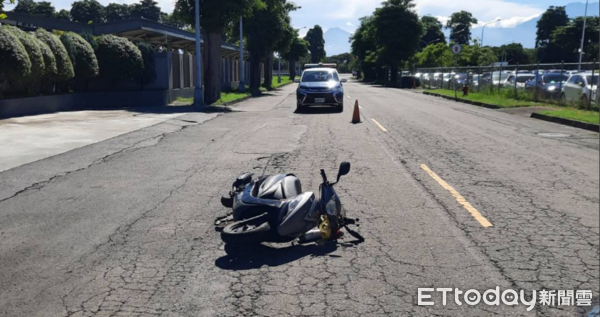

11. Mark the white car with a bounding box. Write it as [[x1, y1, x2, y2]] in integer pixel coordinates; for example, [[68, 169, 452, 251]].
[[562, 72, 598, 105]]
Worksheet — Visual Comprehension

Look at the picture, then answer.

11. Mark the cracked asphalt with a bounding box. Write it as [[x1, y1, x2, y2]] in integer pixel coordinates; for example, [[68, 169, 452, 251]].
[[0, 77, 598, 317]]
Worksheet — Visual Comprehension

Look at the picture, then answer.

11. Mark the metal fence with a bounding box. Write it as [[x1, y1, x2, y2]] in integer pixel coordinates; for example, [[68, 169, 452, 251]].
[[413, 61, 599, 109]]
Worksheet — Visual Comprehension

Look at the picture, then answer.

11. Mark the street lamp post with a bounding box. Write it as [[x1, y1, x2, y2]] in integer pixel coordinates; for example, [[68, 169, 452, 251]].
[[578, 0, 589, 71], [481, 18, 501, 47], [421, 38, 444, 46], [239, 16, 245, 93], [193, 0, 204, 106]]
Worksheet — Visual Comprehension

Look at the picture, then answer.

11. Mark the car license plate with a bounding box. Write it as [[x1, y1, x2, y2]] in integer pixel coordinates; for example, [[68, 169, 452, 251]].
[[315, 98, 325, 103]]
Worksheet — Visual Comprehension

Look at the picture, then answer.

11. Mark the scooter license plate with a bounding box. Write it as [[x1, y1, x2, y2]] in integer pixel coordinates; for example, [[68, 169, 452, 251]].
[[314, 98, 325, 103]]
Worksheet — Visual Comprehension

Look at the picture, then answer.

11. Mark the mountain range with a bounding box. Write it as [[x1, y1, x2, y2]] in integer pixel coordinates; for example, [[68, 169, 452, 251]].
[[324, 1, 599, 56]]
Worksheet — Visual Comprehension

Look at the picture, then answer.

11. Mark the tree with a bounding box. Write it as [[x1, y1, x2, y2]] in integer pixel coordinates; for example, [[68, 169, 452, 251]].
[[374, 0, 422, 83], [106, 3, 131, 22], [33, 1, 55, 17], [446, 11, 477, 45], [536, 6, 568, 48], [415, 42, 453, 67], [492, 43, 532, 65], [55, 9, 71, 20], [325, 53, 354, 73], [174, 0, 262, 104], [160, 12, 186, 28], [239, 0, 294, 93], [70, 0, 106, 23], [420, 15, 445, 49], [305, 25, 326, 63], [282, 29, 308, 80], [551, 16, 599, 63], [130, 0, 160, 21], [351, 15, 378, 80], [14, 0, 36, 14]]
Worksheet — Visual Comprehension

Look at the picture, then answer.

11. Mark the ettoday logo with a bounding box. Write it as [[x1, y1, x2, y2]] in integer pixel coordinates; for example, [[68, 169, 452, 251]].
[[418, 288, 594, 312]]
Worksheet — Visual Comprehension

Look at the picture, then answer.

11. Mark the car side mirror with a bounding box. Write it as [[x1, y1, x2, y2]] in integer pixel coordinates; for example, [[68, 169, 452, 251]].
[[578, 82, 584, 87], [341, 78, 348, 83], [336, 162, 351, 183], [294, 78, 300, 83]]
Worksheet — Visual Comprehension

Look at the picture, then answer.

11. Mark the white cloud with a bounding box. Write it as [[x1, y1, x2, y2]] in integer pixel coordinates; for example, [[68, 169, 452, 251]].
[[415, 0, 543, 28], [346, 22, 354, 26]]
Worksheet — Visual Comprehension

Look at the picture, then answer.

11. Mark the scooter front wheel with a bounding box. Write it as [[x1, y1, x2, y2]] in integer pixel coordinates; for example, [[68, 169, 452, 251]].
[[221, 213, 271, 245]]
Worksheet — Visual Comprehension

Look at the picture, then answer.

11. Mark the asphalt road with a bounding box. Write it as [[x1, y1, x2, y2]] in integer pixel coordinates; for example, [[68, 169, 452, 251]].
[[0, 77, 598, 317]]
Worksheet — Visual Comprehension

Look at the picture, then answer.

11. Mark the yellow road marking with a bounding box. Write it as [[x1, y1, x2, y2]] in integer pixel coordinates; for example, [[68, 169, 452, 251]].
[[371, 119, 388, 132], [420, 164, 493, 228]]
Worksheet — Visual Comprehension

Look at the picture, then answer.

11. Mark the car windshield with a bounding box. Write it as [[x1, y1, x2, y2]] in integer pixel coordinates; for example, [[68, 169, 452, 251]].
[[586, 75, 599, 86], [302, 71, 339, 82], [543, 74, 568, 83]]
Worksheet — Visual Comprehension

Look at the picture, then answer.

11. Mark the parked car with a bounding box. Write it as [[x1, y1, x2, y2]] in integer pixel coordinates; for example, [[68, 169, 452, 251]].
[[524, 73, 569, 98], [506, 74, 536, 89], [452, 73, 468, 87], [562, 72, 598, 105]]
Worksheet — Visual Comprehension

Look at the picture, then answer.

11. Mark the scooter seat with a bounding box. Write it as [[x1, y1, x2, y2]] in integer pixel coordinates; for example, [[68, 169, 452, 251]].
[[255, 174, 302, 200]]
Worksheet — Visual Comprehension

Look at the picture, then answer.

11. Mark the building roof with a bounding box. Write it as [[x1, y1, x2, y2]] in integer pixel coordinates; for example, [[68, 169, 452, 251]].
[[2, 12, 243, 58]]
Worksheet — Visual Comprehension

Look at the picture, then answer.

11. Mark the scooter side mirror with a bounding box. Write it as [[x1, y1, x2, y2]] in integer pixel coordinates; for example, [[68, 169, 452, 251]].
[[336, 162, 351, 183]]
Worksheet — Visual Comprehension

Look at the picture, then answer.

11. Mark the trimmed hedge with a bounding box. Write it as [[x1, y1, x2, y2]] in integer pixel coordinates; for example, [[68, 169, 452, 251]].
[[9, 27, 46, 80], [0, 26, 32, 81], [96, 35, 144, 83], [35, 28, 74, 83], [37, 40, 58, 83], [136, 42, 156, 86], [60, 32, 99, 80]]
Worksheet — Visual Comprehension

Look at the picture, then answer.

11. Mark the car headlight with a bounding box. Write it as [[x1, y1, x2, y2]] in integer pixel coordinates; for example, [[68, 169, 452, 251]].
[[333, 85, 343, 93], [298, 86, 309, 94], [547, 86, 556, 92]]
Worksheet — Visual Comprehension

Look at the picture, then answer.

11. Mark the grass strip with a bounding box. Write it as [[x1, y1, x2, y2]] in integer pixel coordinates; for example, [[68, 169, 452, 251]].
[[539, 109, 600, 125], [425, 89, 553, 108]]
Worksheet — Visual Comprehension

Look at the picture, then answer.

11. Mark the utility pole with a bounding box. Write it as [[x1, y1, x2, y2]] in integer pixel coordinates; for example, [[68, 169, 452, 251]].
[[578, 0, 589, 71], [239, 16, 245, 93], [193, 0, 204, 106]]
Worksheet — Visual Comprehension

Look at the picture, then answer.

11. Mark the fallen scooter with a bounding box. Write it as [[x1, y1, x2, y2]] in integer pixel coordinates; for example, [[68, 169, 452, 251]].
[[216, 162, 362, 245]]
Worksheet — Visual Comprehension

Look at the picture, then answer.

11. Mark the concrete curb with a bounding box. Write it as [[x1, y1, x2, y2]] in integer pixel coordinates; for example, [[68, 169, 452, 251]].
[[530, 113, 600, 133], [423, 91, 501, 109]]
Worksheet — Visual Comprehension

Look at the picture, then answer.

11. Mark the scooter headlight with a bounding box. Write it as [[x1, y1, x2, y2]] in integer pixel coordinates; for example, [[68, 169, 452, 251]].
[[288, 194, 304, 211], [325, 195, 340, 216]]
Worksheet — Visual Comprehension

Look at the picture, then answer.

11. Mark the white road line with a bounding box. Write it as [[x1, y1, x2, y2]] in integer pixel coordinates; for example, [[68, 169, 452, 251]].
[[371, 119, 388, 132]]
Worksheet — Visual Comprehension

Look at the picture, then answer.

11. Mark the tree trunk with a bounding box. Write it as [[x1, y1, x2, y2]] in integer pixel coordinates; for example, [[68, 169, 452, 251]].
[[249, 52, 262, 96], [289, 59, 296, 80], [390, 65, 398, 85], [204, 31, 222, 105], [263, 52, 273, 89]]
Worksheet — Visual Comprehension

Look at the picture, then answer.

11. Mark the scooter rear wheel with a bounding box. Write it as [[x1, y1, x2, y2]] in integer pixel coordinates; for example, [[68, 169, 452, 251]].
[[221, 213, 271, 245]]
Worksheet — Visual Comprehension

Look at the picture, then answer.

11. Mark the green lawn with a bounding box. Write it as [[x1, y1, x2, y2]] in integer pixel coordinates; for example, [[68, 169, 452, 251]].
[[539, 109, 600, 124], [176, 91, 250, 105], [270, 75, 292, 89], [425, 89, 549, 108]]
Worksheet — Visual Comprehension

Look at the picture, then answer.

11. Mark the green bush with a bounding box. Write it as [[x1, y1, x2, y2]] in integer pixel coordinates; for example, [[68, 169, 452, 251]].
[[35, 28, 74, 82], [95, 35, 144, 84], [9, 27, 46, 80], [60, 32, 99, 80], [136, 42, 156, 86], [37, 41, 58, 83], [0, 26, 32, 82]]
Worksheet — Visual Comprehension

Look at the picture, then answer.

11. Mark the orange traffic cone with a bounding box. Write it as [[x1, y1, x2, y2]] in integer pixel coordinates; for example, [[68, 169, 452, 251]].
[[352, 100, 361, 124]]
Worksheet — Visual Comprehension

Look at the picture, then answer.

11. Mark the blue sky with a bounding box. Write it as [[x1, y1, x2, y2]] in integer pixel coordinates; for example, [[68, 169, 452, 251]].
[[3, 0, 595, 36]]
